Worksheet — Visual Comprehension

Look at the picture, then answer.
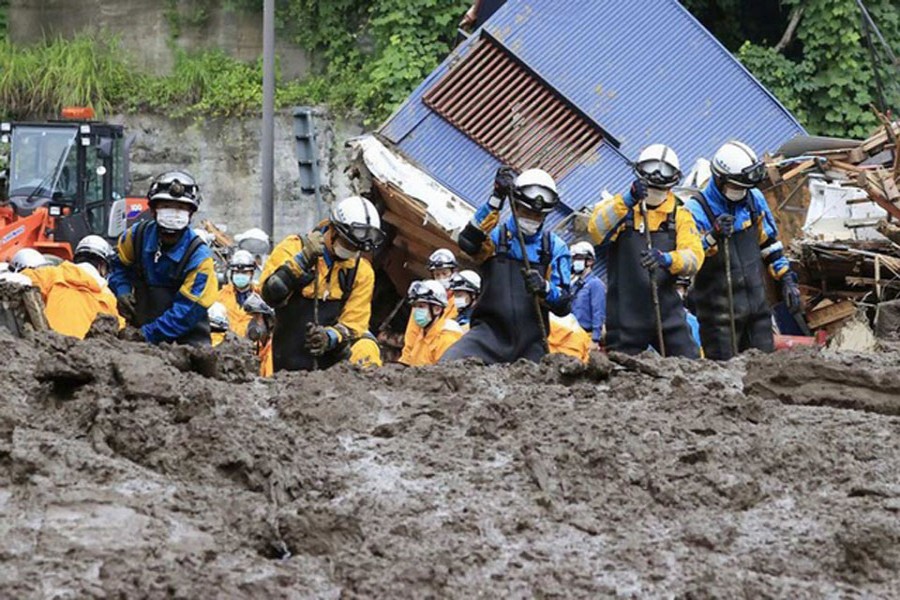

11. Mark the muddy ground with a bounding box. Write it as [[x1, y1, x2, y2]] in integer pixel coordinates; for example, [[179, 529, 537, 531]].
[[1, 327, 899, 599]]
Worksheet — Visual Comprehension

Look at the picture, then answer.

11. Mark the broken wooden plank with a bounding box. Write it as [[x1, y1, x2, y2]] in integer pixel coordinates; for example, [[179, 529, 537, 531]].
[[806, 299, 857, 329], [781, 159, 816, 181]]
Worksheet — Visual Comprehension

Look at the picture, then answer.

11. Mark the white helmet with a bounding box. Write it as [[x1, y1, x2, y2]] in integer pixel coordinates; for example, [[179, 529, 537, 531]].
[[569, 241, 596, 260], [192, 228, 214, 245], [448, 270, 481, 295], [147, 171, 201, 211], [229, 249, 256, 271], [513, 169, 559, 214], [330, 196, 385, 251], [208, 302, 229, 332], [407, 279, 448, 308], [74, 235, 112, 265], [711, 140, 765, 190], [0, 271, 33, 286], [427, 248, 457, 271], [634, 144, 681, 189], [11, 248, 48, 272], [235, 227, 271, 257]]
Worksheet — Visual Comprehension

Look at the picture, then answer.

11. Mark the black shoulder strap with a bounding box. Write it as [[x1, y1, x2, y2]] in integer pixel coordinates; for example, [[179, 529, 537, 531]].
[[691, 193, 716, 229], [498, 224, 510, 253], [132, 220, 150, 280], [667, 205, 677, 228], [338, 255, 361, 310], [540, 231, 552, 272], [174, 236, 206, 281]]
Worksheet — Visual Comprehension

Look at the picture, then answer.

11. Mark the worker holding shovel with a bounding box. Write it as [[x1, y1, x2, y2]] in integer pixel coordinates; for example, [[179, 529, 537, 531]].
[[685, 140, 802, 360], [441, 167, 572, 364], [588, 144, 703, 358]]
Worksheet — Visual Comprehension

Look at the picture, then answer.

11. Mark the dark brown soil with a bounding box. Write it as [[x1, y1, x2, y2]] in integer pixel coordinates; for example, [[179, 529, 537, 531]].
[[1, 331, 898, 598]]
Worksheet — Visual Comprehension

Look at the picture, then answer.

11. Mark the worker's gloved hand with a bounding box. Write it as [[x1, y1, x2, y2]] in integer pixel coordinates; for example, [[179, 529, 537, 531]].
[[640, 248, 673, 272], [522, 268, 549, 298], [781, 271, 803, 314], [624, 179, 648, 208], [295, 230, 325, 272], [262, 265, 301, 307], [305, 323, 339, 356], [714, 214, 736, 239], [247, 318, 269, 343], [116, 293, 137, 323], [117, 326, 145, 343], [490, 166, 518, 209]]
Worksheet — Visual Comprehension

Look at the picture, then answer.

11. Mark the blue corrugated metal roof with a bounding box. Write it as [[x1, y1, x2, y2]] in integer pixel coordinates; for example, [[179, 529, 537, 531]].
[[379, 0, 805, 236]]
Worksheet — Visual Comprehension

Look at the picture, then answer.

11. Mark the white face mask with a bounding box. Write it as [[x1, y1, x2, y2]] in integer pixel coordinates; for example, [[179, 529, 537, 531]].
[[436, 277, 452, 290], [156, 208, 191, 231], [454, 295, 470, 310], [334, 241, 358, 260], [572, 259, 586, 274], [724, 186, 748, 202], [518, 217, 543, 236], [645, 188, 669, 207]]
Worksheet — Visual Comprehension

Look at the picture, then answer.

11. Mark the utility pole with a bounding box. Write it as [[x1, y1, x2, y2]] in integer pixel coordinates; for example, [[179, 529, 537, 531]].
[[261, 0, 276, 237]]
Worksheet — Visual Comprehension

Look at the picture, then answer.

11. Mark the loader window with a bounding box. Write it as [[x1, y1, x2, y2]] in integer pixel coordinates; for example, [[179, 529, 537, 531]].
[[8, 126, 78, 200]]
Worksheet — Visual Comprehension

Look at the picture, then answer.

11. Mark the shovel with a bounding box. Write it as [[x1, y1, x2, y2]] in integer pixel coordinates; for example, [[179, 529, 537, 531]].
[[641, 201, 666, 357]]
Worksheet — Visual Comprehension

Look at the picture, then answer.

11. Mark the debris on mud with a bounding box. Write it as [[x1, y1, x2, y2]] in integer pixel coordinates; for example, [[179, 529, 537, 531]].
[[1, 332, 898, 598]]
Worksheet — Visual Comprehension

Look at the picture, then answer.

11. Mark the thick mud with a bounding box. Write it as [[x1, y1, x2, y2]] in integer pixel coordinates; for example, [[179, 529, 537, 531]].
[[1, 330, 898, 598]]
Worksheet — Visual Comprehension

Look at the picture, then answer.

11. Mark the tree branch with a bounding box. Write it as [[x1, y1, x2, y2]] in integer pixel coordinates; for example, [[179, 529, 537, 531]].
[[774, 6, 804, 53]]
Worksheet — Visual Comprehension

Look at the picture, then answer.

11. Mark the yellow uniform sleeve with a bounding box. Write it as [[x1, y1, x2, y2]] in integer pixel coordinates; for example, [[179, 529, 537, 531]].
[[588, 195, 630, 244], [435, 320, 464, 361], [21, 265, 61, 301], [116, 226, 138, 266], [338, 258, 374, 338], [668, 209, 704, 277], [260, 235, 303, 285]]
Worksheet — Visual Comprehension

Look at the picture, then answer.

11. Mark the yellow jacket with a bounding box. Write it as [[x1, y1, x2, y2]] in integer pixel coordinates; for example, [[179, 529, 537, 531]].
[[403, 296, 457, 352], [259, 340, 274, 377], [261, 234, 375, 340], [548, 313, 592, 363], [23, 262, 123, 339], [400, 310, 464, 366], [217, 283, 254, 338], [588, 193, 704, 277], [211, 331, 226, 347]]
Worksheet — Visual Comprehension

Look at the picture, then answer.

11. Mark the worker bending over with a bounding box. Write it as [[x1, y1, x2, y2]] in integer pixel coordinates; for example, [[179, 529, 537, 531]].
[[23, 236, 122, 339], [243, 292, 276, 377], [589, 144, 703, 357], [548, 313, 592, 363], [261, 196, 384, 372], [110, 171, 217, 346], [208, 302, 230, 346], [569, 241, 606, 348], [400, 280, 464, 366], [684, 141, 801, 359], [448, 269, 481, 329], [442, 167, 572, 364], [217, 249, 257, 337]]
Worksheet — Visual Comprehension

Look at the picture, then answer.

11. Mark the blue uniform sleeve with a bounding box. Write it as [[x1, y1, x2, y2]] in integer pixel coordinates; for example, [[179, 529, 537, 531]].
[[545, 236, 572, 312], [685, 199, 715, 251], [108, 227, 138, 297], [753, 190, 791, 279], [589, 278, 606, 342]]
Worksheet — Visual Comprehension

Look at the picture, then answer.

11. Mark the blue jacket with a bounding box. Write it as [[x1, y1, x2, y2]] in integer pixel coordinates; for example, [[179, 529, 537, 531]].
[[684, 179, 791, 280], [571, 272, 605, 342], [468, 202, 572, 309], [110, 222, 218, 343], [685, 309, 701, 348]]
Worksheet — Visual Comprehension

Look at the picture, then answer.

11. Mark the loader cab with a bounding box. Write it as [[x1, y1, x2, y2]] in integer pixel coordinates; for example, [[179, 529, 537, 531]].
[[1, 108, 129, 244]]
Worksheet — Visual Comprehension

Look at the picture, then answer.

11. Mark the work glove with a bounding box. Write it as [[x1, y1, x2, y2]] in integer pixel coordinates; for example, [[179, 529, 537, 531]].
[[116, 293, 137, 324], [522, 268, 549, 298], [247, 318, 269, 343], [624, 179, 648, 208], [781, 271, 803, 314], [640, 248, 673, 272], [305, 323, 340, 356], [714, 214, 736, 239], [294, 230, 325, 273], [117, 326, 145, 343], [490, 166, 518, 210]]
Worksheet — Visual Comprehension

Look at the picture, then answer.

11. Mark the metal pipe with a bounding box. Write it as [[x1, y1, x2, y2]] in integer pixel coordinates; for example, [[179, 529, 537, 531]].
[[261, 0, 276, 238]]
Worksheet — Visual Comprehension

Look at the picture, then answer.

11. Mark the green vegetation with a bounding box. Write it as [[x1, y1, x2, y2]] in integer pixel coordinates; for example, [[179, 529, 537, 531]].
[[0, 34, 308, 120]]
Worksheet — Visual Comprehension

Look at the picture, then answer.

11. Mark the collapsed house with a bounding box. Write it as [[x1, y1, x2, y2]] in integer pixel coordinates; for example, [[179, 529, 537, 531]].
[[349, 0, 805, 292]]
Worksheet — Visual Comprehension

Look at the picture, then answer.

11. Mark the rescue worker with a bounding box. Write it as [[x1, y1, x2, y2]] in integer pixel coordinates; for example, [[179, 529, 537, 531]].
[[548, 313, 592, 363], [109, 171, 218, 346], [448, 269, 481, 328], [22, 235, 122, 339], [589, 144, 703, 357], [427, 248, 459, 291], [399, 280, 464, 366], [684, 140, 801, 359], [243, 292, 276, 377], [260, 195, 385, 372], [442, 167, 572, 364], [208, 302, 230, 346], [676, 276, 703, 353], [10, 248, 49, 272], [234, 227, 271, 282], [217, 249, 256, 337], [569, 241, 606, 347]]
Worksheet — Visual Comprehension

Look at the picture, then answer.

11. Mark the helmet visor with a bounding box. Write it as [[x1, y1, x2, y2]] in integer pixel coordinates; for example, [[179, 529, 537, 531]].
[[513, 185, 559, 213], [407, 281, 443, 305], [727, 161, 767, 188], [635, 159, 681, 188], [335, 221, 386, 252]]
